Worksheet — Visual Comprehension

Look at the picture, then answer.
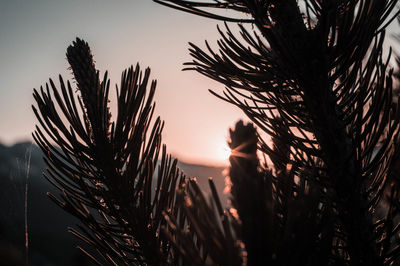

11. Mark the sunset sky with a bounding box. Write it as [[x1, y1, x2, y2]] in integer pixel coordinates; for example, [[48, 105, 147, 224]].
[[2, 1, 399, 167], [0, 0, 248, 166]]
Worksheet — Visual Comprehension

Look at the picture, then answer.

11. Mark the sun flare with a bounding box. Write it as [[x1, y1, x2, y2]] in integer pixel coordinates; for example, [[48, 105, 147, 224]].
[[216, 142, 231, 163]]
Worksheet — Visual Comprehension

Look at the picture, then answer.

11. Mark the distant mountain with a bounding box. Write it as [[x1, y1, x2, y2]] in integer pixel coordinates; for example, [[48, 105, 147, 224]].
[[0, 142, 92, 265], [178, 161, 229, 205], [0, 142, 228, 265]]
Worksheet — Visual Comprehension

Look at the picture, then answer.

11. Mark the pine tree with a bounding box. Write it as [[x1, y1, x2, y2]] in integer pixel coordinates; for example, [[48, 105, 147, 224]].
[[31, 0, 400, 265]]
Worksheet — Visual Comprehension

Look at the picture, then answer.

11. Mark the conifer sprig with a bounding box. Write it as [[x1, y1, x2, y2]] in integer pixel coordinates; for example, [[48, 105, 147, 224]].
[[32, 38, 185, 265], [156, 0, 400, 264]]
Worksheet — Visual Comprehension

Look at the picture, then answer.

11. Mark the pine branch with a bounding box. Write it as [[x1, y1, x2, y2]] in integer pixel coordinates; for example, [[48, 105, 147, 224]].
[[228, 120, 336, 264], [32, 38, 185, 265], [227, 121, 273, 265], [156, 0, 400, 264], [163, 177, 243, 265]]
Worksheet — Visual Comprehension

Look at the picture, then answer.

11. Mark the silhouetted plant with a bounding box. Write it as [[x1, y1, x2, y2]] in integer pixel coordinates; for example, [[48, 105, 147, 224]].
[[154, 0, 400, 265], [32, 38, 187, 265], [31, 0, 400, 265]]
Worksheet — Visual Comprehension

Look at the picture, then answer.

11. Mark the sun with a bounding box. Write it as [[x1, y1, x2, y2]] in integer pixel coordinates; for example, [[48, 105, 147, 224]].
[[215, 142, 231, 164]]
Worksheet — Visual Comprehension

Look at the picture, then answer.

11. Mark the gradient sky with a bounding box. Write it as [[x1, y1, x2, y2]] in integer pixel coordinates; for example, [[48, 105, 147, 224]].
[[2, 1, 398, 166], [0, 0, 248, 166]]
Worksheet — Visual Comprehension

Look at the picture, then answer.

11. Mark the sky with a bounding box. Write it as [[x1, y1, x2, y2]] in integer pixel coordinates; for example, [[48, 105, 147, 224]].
[[2, 1, 399, 167], [0, 0, 247, 166]]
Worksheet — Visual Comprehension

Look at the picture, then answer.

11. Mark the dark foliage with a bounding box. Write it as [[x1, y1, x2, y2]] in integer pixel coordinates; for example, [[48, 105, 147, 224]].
[[154, 0, 400, 265], [30, 0, 400, 265], [32, 38, 186, 265]]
